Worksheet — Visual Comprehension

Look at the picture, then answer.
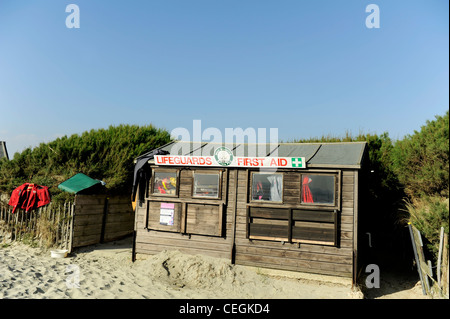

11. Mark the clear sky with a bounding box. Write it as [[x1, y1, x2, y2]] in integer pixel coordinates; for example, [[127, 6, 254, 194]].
[[0, 0, 448, 156]]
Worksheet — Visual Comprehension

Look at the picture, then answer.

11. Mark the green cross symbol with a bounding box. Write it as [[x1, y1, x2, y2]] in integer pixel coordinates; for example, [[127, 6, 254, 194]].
[[291, 157, 303, 168]]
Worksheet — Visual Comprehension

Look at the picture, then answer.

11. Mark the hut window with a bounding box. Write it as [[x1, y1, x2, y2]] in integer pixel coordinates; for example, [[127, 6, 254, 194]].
[[193, 172, 221, 198], [251, 172, 283, 202], [301, 174, 335, 205], [152, 171, 178, 196]]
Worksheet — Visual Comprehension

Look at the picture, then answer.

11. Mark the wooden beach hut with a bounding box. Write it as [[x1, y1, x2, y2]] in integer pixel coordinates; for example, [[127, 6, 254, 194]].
[[132, 141, 368, 283]]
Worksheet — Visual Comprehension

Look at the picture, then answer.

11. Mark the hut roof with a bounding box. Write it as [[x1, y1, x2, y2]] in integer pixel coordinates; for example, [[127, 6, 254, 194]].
[[143, 141, 367, 169], [58, 173, 104, 194]]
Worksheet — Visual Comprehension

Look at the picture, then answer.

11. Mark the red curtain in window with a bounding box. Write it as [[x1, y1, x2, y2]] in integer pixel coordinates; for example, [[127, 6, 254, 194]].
[[256, 181, 263, 199], [302, 176, 314, 203]]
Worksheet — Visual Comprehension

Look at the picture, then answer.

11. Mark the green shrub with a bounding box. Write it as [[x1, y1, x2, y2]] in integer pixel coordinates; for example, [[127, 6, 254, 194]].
[[0, 124, 172, 199], [404, 196, 449, 259], [391, 111, 449, 260], [391, 111, 449, 198]]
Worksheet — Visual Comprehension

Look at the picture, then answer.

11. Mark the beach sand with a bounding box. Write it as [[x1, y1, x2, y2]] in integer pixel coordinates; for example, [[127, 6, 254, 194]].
[[0, 236, 427, 299]]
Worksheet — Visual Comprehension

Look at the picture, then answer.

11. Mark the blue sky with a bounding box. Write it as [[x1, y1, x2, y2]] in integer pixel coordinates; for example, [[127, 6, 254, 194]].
[[0, 0, 448, 156]]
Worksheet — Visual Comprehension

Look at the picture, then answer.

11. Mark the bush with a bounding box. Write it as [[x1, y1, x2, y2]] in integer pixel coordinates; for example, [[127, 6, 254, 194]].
[[389, 111, 449, 260], [404, 196, 449, 259], [391, 111, 449, 198], [0, 124, 172, 200]]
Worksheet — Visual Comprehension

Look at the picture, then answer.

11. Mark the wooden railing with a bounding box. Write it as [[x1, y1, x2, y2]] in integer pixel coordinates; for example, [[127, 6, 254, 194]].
[[0, 201, 74, 250]]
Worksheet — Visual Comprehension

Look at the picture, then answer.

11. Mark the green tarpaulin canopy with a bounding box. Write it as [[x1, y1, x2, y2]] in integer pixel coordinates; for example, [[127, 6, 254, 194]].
[[58, 173, 103, 194]]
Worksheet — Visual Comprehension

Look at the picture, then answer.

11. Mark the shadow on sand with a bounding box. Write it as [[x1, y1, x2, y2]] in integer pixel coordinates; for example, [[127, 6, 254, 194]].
[[360, 247, 428, 299]]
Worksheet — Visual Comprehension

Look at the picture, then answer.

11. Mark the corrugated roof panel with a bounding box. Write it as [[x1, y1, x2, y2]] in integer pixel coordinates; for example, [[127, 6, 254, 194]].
[[162, 141, 206, 155], [276, 144, 321, 161], [164, 142, 238, 156], [200, 143, 240, 156], [232, 143, 279, 157], [160, 142, 279, 157], [308, 143, 366, 167]]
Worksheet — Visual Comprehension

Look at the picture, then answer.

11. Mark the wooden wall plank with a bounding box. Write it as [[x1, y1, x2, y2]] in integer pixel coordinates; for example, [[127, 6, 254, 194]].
[[72, 195, 135, 248], [186, 203, 221, 236], [293, 210, 334, 223], [249, 223, 289, 240], [250, 207, 289, 219]]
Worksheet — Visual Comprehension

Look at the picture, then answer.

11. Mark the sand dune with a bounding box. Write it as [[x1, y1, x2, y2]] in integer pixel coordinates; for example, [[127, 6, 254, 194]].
[[0, 236, 426, 299]]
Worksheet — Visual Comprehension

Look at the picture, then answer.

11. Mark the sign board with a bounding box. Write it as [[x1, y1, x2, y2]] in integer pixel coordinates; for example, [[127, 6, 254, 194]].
[[154, 147, 306, 169], [159, 202, 175, 226]]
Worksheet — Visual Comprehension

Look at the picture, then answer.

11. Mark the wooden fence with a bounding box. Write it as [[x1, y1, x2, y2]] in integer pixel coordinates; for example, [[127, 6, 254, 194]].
[[72, 195, 135, 248], [0, 195, 135, 252], [409, 223, 449, 298], [0, 202, 74, 250]]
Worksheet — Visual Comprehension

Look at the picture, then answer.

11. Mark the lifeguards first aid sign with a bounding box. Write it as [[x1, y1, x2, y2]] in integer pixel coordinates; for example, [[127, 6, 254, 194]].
[[154, 147, 306, 169]]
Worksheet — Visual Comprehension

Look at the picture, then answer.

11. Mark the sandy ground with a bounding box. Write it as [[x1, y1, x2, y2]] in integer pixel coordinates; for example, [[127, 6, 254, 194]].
[[0, 236, 430, 299]]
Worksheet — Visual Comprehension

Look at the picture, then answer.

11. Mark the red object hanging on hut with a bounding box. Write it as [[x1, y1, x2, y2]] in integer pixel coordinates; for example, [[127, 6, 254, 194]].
[[8, 183, 51, 213], [302, 176, 314, 203]]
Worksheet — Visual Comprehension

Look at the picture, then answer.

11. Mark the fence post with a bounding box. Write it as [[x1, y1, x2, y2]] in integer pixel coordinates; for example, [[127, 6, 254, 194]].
[[438, 227, 444, 288], [441, 233, 449, 297], [67, 202, 74, 253], [408, 223, 427, 295], [100, 197, 109, 243]]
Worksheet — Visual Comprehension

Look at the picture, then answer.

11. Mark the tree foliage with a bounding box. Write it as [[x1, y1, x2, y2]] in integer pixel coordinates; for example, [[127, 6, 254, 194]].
[[391, 111, 449, 259], [0, 124, 172, 201], [405, 196, 449, 258], [391, 111, 449, 198]]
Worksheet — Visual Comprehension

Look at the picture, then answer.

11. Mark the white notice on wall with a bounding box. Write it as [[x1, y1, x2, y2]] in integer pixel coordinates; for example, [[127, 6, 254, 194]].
[[160, 202, 175, 226]]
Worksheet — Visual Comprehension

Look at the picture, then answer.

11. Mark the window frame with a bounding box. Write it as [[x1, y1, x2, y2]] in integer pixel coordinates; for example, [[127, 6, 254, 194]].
[[249, 171, 284, 204], [191, 169, 223, 200], [299, 171, 341, 210], [145, 200, 182, 233], [150, 168, 180, 198], [246, 206, 338, 246]]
